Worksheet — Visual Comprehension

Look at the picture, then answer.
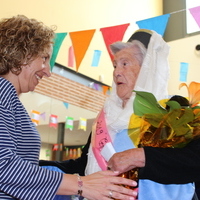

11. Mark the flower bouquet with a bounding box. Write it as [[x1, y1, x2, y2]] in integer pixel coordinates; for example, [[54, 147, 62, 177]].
[[126, 81, 200, 182]]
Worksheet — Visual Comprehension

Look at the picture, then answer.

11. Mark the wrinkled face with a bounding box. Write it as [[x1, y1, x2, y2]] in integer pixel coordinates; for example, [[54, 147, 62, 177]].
[[18, 46, 52, 94], [113, 47, 141, 104]]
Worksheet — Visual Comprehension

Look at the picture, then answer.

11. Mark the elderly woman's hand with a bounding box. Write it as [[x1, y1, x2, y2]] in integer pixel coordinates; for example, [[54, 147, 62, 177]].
[[107, 148, 145, 174], [82, 170, 138, 200]]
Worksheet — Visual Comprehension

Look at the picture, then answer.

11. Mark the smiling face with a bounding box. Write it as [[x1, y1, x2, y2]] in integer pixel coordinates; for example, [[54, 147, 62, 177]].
[[16, 46, 52, 94], [113, 47, 141, 106]]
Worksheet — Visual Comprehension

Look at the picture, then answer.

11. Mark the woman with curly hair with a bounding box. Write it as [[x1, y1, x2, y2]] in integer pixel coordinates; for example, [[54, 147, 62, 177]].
[[0, 15, 137, 200]]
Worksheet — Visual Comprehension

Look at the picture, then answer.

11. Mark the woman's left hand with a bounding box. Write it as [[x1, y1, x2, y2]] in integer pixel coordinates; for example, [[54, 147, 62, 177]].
[[81, 170, 138, 200]]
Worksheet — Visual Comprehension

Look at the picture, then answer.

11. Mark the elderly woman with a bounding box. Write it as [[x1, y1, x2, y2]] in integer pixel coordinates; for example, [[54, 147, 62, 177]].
[[0, 15, 137, 200], [85, 29, 195, 200], [40, 29, 197, 199]]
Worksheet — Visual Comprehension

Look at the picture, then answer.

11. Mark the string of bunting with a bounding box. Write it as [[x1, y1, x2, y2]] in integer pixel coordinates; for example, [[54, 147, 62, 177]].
[[31, 110, 89, 131], [50, 5, 200, 72]]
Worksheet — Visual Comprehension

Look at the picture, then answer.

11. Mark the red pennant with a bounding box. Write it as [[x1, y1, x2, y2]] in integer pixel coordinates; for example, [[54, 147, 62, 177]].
[[100, 23, 130, 61], [53, 144, 59, 151], [49, 114, 58, 128]]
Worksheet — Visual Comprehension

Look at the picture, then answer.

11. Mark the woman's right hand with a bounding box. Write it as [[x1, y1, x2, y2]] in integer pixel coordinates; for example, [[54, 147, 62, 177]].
[[81, 170, 138, 200]]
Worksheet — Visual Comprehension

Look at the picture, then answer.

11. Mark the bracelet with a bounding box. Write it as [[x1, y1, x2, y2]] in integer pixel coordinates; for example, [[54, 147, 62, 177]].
[[75, 173, 83, 197]]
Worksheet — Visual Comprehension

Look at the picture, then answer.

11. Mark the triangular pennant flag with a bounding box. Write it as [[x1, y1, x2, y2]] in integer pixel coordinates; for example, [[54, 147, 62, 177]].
[[89, 82, 94, 88], [68, 46, 74, 67], [93, 83, 99, 91], [100, 23, 130, 61], [136, 14, 170, 36], [78, 117, 87, 131], [189, 6, 200, 28], [69, 29, 96, 71], [65, 116, 74, 130], [40, 112, 46, 121], [49, 114, 58, 128], [31, 110, 40, 126], [102, 85, 109, 95], [53, 144, 59, 151], [46, 149, 50, 157], [50, 32, 67, 71], [63, 102, 69, 109]]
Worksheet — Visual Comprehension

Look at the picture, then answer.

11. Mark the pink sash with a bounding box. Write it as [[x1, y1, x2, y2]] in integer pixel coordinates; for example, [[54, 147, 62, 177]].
[[91, 109, 112, 170]]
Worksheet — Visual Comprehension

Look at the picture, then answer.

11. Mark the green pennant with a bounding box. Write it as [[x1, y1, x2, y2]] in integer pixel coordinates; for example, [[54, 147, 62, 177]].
[[50, 32, 67, 71]]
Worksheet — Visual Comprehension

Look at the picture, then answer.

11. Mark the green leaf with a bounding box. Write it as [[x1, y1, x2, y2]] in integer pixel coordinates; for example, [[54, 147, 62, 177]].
[[165, 108, 194, 138], [133, 90, 167, 116], [165, 101, 181, 111], [166, 108, 194, 129], [143, 113, 165, 128]]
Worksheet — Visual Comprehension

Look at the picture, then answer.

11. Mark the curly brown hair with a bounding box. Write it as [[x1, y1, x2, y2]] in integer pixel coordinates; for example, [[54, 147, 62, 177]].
[[0, 15, 55, 75]]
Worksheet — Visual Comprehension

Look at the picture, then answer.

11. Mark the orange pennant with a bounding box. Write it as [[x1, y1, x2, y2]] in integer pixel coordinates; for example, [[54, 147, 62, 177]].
[[69, 29, 96, 71], [102, 85, 109, 95]]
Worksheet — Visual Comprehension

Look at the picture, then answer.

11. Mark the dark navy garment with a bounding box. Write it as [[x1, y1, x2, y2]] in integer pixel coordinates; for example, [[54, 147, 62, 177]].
[[0, 77, 63, 200]]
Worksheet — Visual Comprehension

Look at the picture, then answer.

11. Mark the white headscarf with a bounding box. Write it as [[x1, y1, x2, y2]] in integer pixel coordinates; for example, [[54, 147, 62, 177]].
[[85, 30, 170, 175]]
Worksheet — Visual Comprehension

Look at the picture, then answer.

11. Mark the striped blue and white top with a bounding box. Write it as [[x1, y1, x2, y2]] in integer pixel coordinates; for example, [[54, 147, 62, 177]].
[[0, 77, 63, 200]]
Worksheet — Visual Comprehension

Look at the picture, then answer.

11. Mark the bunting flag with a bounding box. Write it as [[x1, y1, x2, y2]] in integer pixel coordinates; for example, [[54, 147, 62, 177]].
[[40, 112, 46, 121], [65, 147, 69, 156], [91, 50, 102, 67], [53, 144, 59, 151], [68, 46, 74, 67], [102, 85, 109, 95], [77, 147, 81, 157], [73, 149, 77, 158], [65, 116, 74, 130], [49, 114, 58, 128], [100, 23, 130, 61], [78, 117, 87, 131], [46, 149, 50, 157], [63, 102, 69, 109], [50, 32, 67, 71], [89, 82, 94, 88], [69, 148, 73, 158], [136, 14, 170, 36], [189, 6, 200, 28], [31, 110, 40, 126], [180, 62, 189, 82], [93, 83, 99, 91], [69, 29, 96, 71], [59, 143, 63, 151]]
